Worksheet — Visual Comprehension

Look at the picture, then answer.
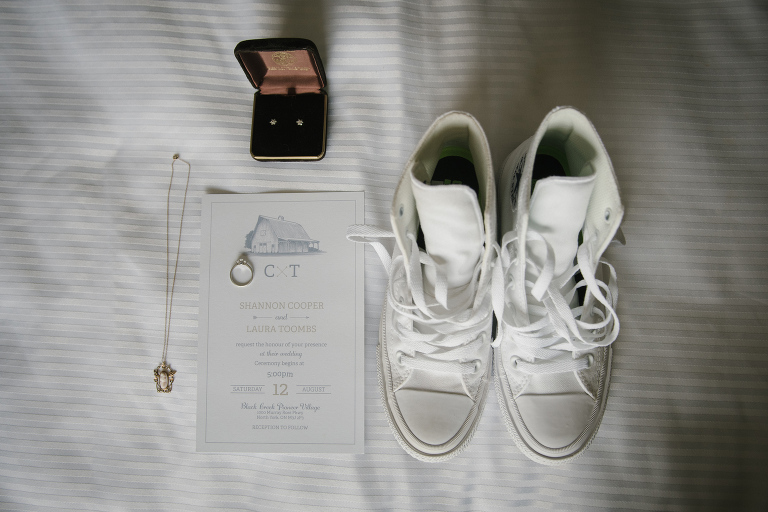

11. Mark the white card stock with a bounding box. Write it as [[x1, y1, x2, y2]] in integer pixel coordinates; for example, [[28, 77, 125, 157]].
[[197, 192, 365, 453]]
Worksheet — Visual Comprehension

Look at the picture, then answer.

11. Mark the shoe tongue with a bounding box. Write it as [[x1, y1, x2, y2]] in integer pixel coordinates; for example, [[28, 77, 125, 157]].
[[528, 174, 596, 276], [411, 173, 484, 290]]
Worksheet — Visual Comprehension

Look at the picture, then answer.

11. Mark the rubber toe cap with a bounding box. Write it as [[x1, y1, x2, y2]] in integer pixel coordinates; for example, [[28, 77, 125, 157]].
[[395, 389, 474, 446], [515, 393, 595, 449]]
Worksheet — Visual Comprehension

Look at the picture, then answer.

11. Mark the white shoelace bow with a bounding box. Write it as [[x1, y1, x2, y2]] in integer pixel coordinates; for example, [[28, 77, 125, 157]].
[[492, 229, 620, 375], [347, 224, 493, 376]]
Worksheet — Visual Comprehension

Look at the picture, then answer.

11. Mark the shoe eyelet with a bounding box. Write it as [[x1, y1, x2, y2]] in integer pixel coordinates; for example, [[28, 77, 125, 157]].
[[474, 360, 481, 372], [396, 351, 404, 365], [585, 353, 595, 368], [398, 205, 404, 217], [604, 208, 612, 222], [511, 357, 520, 369]]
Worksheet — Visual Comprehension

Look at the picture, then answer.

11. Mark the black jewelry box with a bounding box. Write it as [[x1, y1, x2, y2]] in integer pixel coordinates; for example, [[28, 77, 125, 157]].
[[234, 38, 328, 161]]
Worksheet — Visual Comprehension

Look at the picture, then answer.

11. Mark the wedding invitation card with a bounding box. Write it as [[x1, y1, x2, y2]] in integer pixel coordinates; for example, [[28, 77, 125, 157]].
[[197, 192, 364, 453]]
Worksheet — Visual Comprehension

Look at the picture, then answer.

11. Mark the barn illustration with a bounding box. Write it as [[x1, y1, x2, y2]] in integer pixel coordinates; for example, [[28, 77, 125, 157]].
[[245, 215, 320, 254]]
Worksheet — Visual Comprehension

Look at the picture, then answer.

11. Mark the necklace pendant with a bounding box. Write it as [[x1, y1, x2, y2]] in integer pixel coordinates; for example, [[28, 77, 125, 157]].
[[154, 362, 177, 393]]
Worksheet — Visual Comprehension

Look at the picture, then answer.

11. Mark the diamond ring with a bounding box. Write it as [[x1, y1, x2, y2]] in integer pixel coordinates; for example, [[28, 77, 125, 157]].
[[230, 257, 254, 286]]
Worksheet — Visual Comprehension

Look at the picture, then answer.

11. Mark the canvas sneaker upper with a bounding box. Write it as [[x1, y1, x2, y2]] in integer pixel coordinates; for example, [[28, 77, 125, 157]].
[[348, 111, 495, 461], [493, 106, 624, 464]]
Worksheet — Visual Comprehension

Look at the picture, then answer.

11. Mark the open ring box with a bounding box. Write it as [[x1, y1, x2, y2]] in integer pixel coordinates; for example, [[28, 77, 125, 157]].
[[234, 38, 328, 161]]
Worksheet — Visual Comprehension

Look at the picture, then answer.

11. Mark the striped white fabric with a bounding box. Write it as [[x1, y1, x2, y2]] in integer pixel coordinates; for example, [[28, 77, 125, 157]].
[[1, 0, 767, 510]]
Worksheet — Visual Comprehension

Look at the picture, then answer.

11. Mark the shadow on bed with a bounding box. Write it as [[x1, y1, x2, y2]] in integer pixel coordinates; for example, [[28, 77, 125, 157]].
[[277, 0, 328, 65]]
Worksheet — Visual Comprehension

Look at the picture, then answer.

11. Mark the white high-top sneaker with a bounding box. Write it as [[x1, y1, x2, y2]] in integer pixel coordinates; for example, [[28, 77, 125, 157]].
[[493, 106, 624, 464], [348, 111, 496, 461]]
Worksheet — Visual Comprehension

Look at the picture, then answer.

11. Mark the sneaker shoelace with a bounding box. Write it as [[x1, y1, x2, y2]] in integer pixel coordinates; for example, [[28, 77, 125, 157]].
[[491, 228, 619, 375], [347, 224, 493, 376]]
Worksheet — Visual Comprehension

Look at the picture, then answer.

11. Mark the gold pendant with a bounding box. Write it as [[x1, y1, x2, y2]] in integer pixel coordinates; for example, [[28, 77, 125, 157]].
[[154, 362, 176, 393]]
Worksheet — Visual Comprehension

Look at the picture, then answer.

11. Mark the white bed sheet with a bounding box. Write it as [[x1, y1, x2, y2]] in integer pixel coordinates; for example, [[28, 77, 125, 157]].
[[1, 1, 767, 510]]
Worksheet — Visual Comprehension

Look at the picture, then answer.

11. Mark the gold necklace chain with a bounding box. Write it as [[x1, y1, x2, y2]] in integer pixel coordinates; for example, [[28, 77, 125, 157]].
[[155, 154, 191, 393]]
